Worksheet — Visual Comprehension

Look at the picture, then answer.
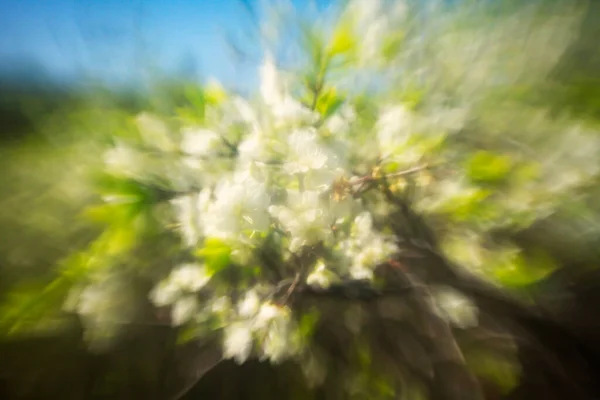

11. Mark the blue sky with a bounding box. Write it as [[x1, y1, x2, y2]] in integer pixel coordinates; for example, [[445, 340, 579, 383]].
[[0, 0, 333, 89]]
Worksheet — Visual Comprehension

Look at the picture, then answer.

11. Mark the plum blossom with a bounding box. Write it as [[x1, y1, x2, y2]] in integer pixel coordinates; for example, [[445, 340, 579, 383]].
[[170, 263, 212, 292], [202, 172, 271, 240], [269, 190, 334, 252], [432, 286, 479, 329], [283, 129, 344, 192], [238, 290, 261, 318], [254, 302, 281, 330], [376, 104, 416, 156], [306, 259, 338, 289], [284, 129, 331, 174], [259, 54, 317, 127], [149, 280, 180, 307], [255, 304, 301, 363], [237, 131, 270, 167], [271, 96, 319, 127], [223, 321, 254, 364], [149, 263, 211, 308], [172, 296, 199, 326], [171, 191, 211, 247], [341, 212, 398, 280], [181, 127, 222, 157]]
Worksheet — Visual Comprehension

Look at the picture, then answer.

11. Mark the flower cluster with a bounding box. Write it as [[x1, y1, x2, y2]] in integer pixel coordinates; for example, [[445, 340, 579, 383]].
[[68, 0, 600, 375], [143, 53, 406, 363]]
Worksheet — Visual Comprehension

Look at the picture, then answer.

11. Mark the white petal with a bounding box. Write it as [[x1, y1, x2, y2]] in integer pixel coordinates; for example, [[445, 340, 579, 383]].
[[223, 322, 254, 364], [150, 281, 181, 307], [238, 290, 261, 317], [181, 128, 221, 156], [172, 296, 198, 326]]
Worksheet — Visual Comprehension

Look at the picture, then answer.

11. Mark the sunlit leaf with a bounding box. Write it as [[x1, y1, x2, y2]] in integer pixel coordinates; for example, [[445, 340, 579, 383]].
[[194, 238, 232, 274], [328, 21, 356, 57], [465, 151, 513, 184], [492, 247, 558, 287]]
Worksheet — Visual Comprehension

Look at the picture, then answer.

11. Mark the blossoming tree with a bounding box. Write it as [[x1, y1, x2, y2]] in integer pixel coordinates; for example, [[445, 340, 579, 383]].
[[2, 0, 599, 399]]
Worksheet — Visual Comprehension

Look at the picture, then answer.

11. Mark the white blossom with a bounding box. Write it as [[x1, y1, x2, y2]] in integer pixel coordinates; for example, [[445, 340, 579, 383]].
[[262, 325, 291, 363], [170, 263, 212, 292], [171, 194, 203, 247], [171, 296, 199, 326], [271, 96, 319, 127], [432, 286, 479, 329], [223, 321, 254, 364], [254, 302, 282, 331], [349, 264, 374, 281], [284, 129, 331, 174], [238, 290, 261, 317], [351, 211, 374, 243], [149, 280, 181, 307], [181, 127, 222, 156], [237, 131, 269, 166], [376, 105, 415, 156], [342, 213, 398, 281], [202, 172, 271, 240], [210, 296, 233, 318], [352, 236, 396, 272], [306, 260, 337, 289], [269, 190, 333, 252], [256, 305, 300, 363], [259, 54, 317, 126]]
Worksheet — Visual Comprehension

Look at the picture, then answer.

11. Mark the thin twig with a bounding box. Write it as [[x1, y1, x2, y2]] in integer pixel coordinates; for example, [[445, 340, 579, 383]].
[[281, 273, 301, 304], [352, 164, 429, 186]]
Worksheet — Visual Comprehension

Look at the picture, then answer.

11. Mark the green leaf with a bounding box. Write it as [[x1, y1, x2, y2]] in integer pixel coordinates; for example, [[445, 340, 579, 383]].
[[184, 86, 206, 111], [0, 277, 72, 337], [492, 247, 558, 287], [437, 188, 491, 222], [177, 324, 207, 345], [298, 308, 320, 338], [465, 151, 513, 184], [194, 238, 232, 274], [317, 87, 344, 119], [204, 81, 227, 106], [92, 225, 138, 259], [327, 21, 356, 57]]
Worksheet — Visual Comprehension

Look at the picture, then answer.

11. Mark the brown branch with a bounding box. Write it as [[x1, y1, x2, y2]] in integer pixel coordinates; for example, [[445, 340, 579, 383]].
[[280, 273, 300, 305], [353, 164, 429, 185]]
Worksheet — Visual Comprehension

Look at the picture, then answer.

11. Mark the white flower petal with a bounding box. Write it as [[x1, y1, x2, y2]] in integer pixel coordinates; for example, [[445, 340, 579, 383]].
[[223, 321, 254, 364], [181, 128, 222, 156], [172, 296, 199, 326], [238, 290, 261, 318]]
